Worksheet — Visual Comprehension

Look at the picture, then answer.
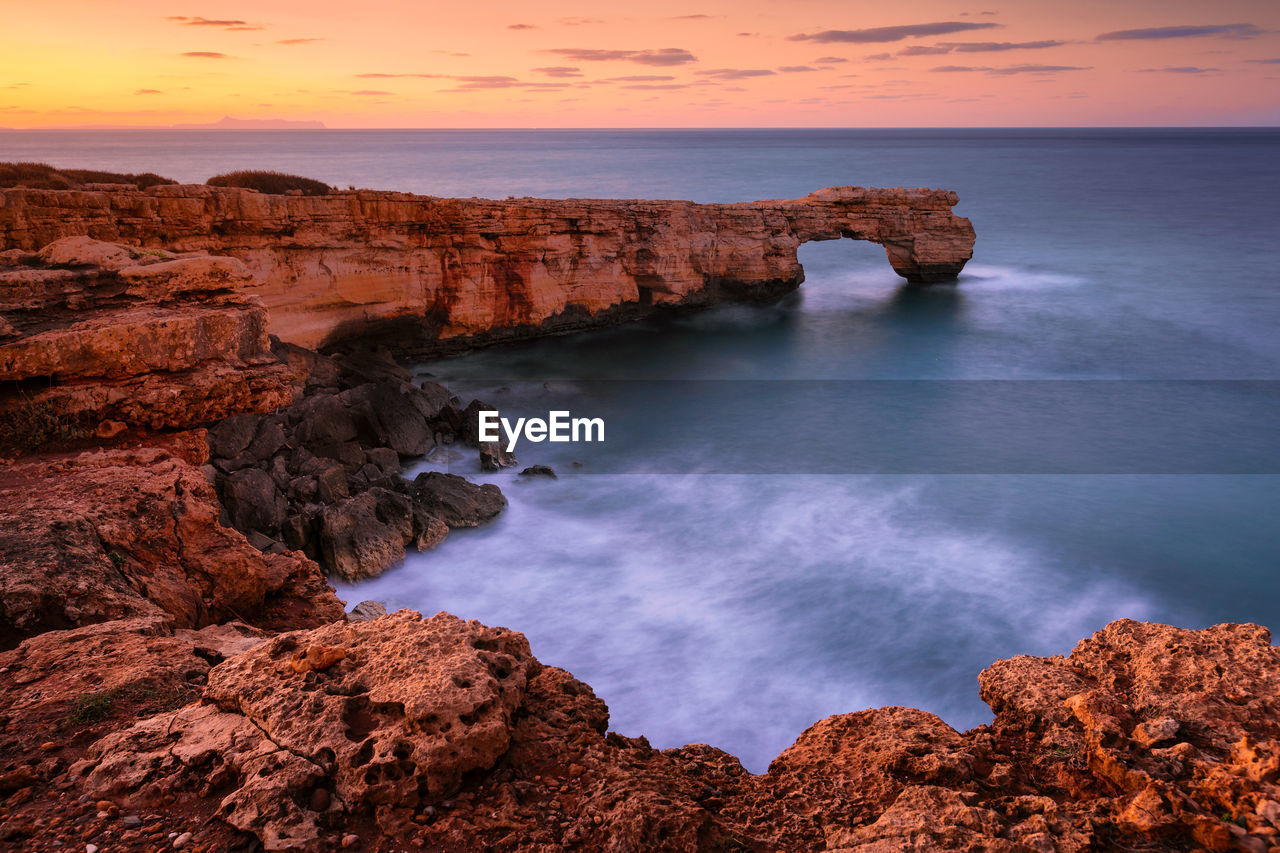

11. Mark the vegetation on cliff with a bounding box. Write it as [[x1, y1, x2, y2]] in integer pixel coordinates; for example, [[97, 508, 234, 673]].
[[0, 161, 176, 190], [206, 169, 334, 196]]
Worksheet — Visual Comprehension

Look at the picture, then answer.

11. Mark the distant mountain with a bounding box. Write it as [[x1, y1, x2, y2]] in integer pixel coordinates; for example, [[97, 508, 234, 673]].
[[170, 116, 327, 130]]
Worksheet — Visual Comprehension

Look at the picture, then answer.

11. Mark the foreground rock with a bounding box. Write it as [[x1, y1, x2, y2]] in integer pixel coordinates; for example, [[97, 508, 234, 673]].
[[0, 184, 975, 354], [24, 614, 1272, 852], [0, 432, 342, 648], [0, 236, 296, 435]]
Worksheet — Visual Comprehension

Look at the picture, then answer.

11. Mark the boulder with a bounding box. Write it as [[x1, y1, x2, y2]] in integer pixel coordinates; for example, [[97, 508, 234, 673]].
[[222, 467, 286, 534], [519, 464, 558, 479], [318, 493, 406, 581], [80, 612, 535, 847], [347, 600, 388, 622], [410, 472, 506, 528], [479, 441, 517, 472]]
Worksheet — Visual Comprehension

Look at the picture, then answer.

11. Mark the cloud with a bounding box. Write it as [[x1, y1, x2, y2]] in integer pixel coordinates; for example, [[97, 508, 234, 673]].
[[898, 45, 953, 55], [777, 65, 819, 72], [532, 66, 583, 77], [604, 75, 676, 82], [547, 48, 697, 65], [621, 83, 689, 90], [349, 89, 393, 95], [696, 68, 775, 79], [815, 56, 847, 62], [134, 89, 163, 95], [356, 73, 446, 78], [941, 40, 1066, 52], [1096, 24, 1262, 41], [167, 16, 262, 31], [1137, 66, 1220, 73], [671, 14, 713, 20], [559, 17, 604, 26], [864, 53, 893, 61], [508, 24, 537, 30], [180, 51, 228, 58], [277, 38, 325, 45], [789, 22, 999, 43], [1246, 58, 1280, 63], [930, 63, 1091, 75]]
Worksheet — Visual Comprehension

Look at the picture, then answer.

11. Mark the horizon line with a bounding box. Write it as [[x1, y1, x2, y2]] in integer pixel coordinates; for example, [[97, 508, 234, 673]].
[[3, 124, 1280, 132]]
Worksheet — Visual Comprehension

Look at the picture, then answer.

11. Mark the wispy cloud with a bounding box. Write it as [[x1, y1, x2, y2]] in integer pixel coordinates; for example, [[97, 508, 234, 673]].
[[134, 89, 163, 95], [356, 73, 446, 79], [931, 64, 1091, 75], [1246, 57, 1280, 63], [277, 38, 324, 45], [604, 75, 676, 82], [1096, 24, 1262, 41], [777, 65, 819, 72], [508, 24, 537, 30], [696, 68, 775, 79], [941, 40, 1066, 52], [350, 89, 393, 95], [789, 22, 999, 44], [814, 56, 847, 63], [532, 66, 583, 77], [898, 45, 952, 56], [167, 16, 262, 31], [547, 48, 697, 66], [180, 51, 228, 58], [1137, 66, 1220, 73]]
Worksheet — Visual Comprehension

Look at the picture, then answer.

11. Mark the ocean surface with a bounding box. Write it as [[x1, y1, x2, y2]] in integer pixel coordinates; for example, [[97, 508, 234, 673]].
[[6, 128, 1278, 771]]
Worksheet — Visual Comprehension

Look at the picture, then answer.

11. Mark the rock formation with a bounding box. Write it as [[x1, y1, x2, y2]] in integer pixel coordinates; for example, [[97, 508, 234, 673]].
[[0, 236, 295, 433], [3, 612, 1277, 852], [0, 184, 975, 353]]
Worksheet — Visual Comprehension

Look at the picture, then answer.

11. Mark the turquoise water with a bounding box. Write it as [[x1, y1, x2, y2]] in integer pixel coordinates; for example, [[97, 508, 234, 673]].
[[7, 128, 1278, 770]]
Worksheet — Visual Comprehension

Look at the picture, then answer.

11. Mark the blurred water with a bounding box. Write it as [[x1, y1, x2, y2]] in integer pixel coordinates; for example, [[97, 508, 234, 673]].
[[7, 129, 1277, 771]]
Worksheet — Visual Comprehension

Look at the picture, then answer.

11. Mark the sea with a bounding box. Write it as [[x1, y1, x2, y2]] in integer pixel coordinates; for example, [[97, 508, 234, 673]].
[[5, 128, 1277, 772]]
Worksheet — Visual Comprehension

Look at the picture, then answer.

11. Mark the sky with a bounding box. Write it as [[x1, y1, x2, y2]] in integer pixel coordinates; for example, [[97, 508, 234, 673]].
[[2, 0, 1279, 128]]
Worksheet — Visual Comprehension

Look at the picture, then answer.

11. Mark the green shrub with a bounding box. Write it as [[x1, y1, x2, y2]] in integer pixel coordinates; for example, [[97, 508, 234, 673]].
[[206, 170, 332, 196], [65, 692, 114, 725], [0, 161, 176, 190], [0, 395, 89, 453]]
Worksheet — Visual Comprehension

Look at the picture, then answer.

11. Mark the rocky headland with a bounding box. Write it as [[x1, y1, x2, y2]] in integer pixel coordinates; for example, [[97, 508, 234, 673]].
[[0, 183, 975, 354], [1, 197, 1277, 853]]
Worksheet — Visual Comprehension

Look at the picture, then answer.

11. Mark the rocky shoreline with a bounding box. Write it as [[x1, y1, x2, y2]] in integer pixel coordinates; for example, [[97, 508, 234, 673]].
[[3, 235, 1280, 852]]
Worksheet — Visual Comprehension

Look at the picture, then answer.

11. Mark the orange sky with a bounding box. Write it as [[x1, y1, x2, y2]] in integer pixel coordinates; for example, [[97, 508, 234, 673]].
[[3, 0, 1279, 127]]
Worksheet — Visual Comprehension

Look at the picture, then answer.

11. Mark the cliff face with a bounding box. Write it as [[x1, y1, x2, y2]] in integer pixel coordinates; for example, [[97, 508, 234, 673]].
[[0, 184, 974, 352]]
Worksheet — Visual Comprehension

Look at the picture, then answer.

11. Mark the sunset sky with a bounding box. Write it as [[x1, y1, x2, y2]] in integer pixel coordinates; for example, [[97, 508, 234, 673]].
[[3, 0, 1279, 128]]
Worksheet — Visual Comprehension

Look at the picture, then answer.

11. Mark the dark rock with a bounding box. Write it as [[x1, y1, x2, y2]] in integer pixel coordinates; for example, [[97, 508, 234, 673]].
[[269, 455, 291, 489], [416, 381, 453, 418], [341, 382, 433, 456], [519, 465, 558, 479], [411, 509, 449, 551], [336, 347, 412, 387], [318, 493, 406, 580], [410, 472, 506, 528], [289, 476, 318, 503], [247, 417, 287, 460], [348, 600, 388, 622], [294, 394, 358, 448], [358, 462, 387, 487], [281, 514, 310, 553], [223, 468, 286, 534], [479, 442, 517, 472], [366, 447, 400, 475], [458, 400, 498, 446], [207, 413, 260, 459], [314, 464, 349, 504]]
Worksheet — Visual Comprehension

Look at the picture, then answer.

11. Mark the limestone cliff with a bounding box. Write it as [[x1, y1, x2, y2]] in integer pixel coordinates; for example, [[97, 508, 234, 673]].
[[0, 184, 975, 352]]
